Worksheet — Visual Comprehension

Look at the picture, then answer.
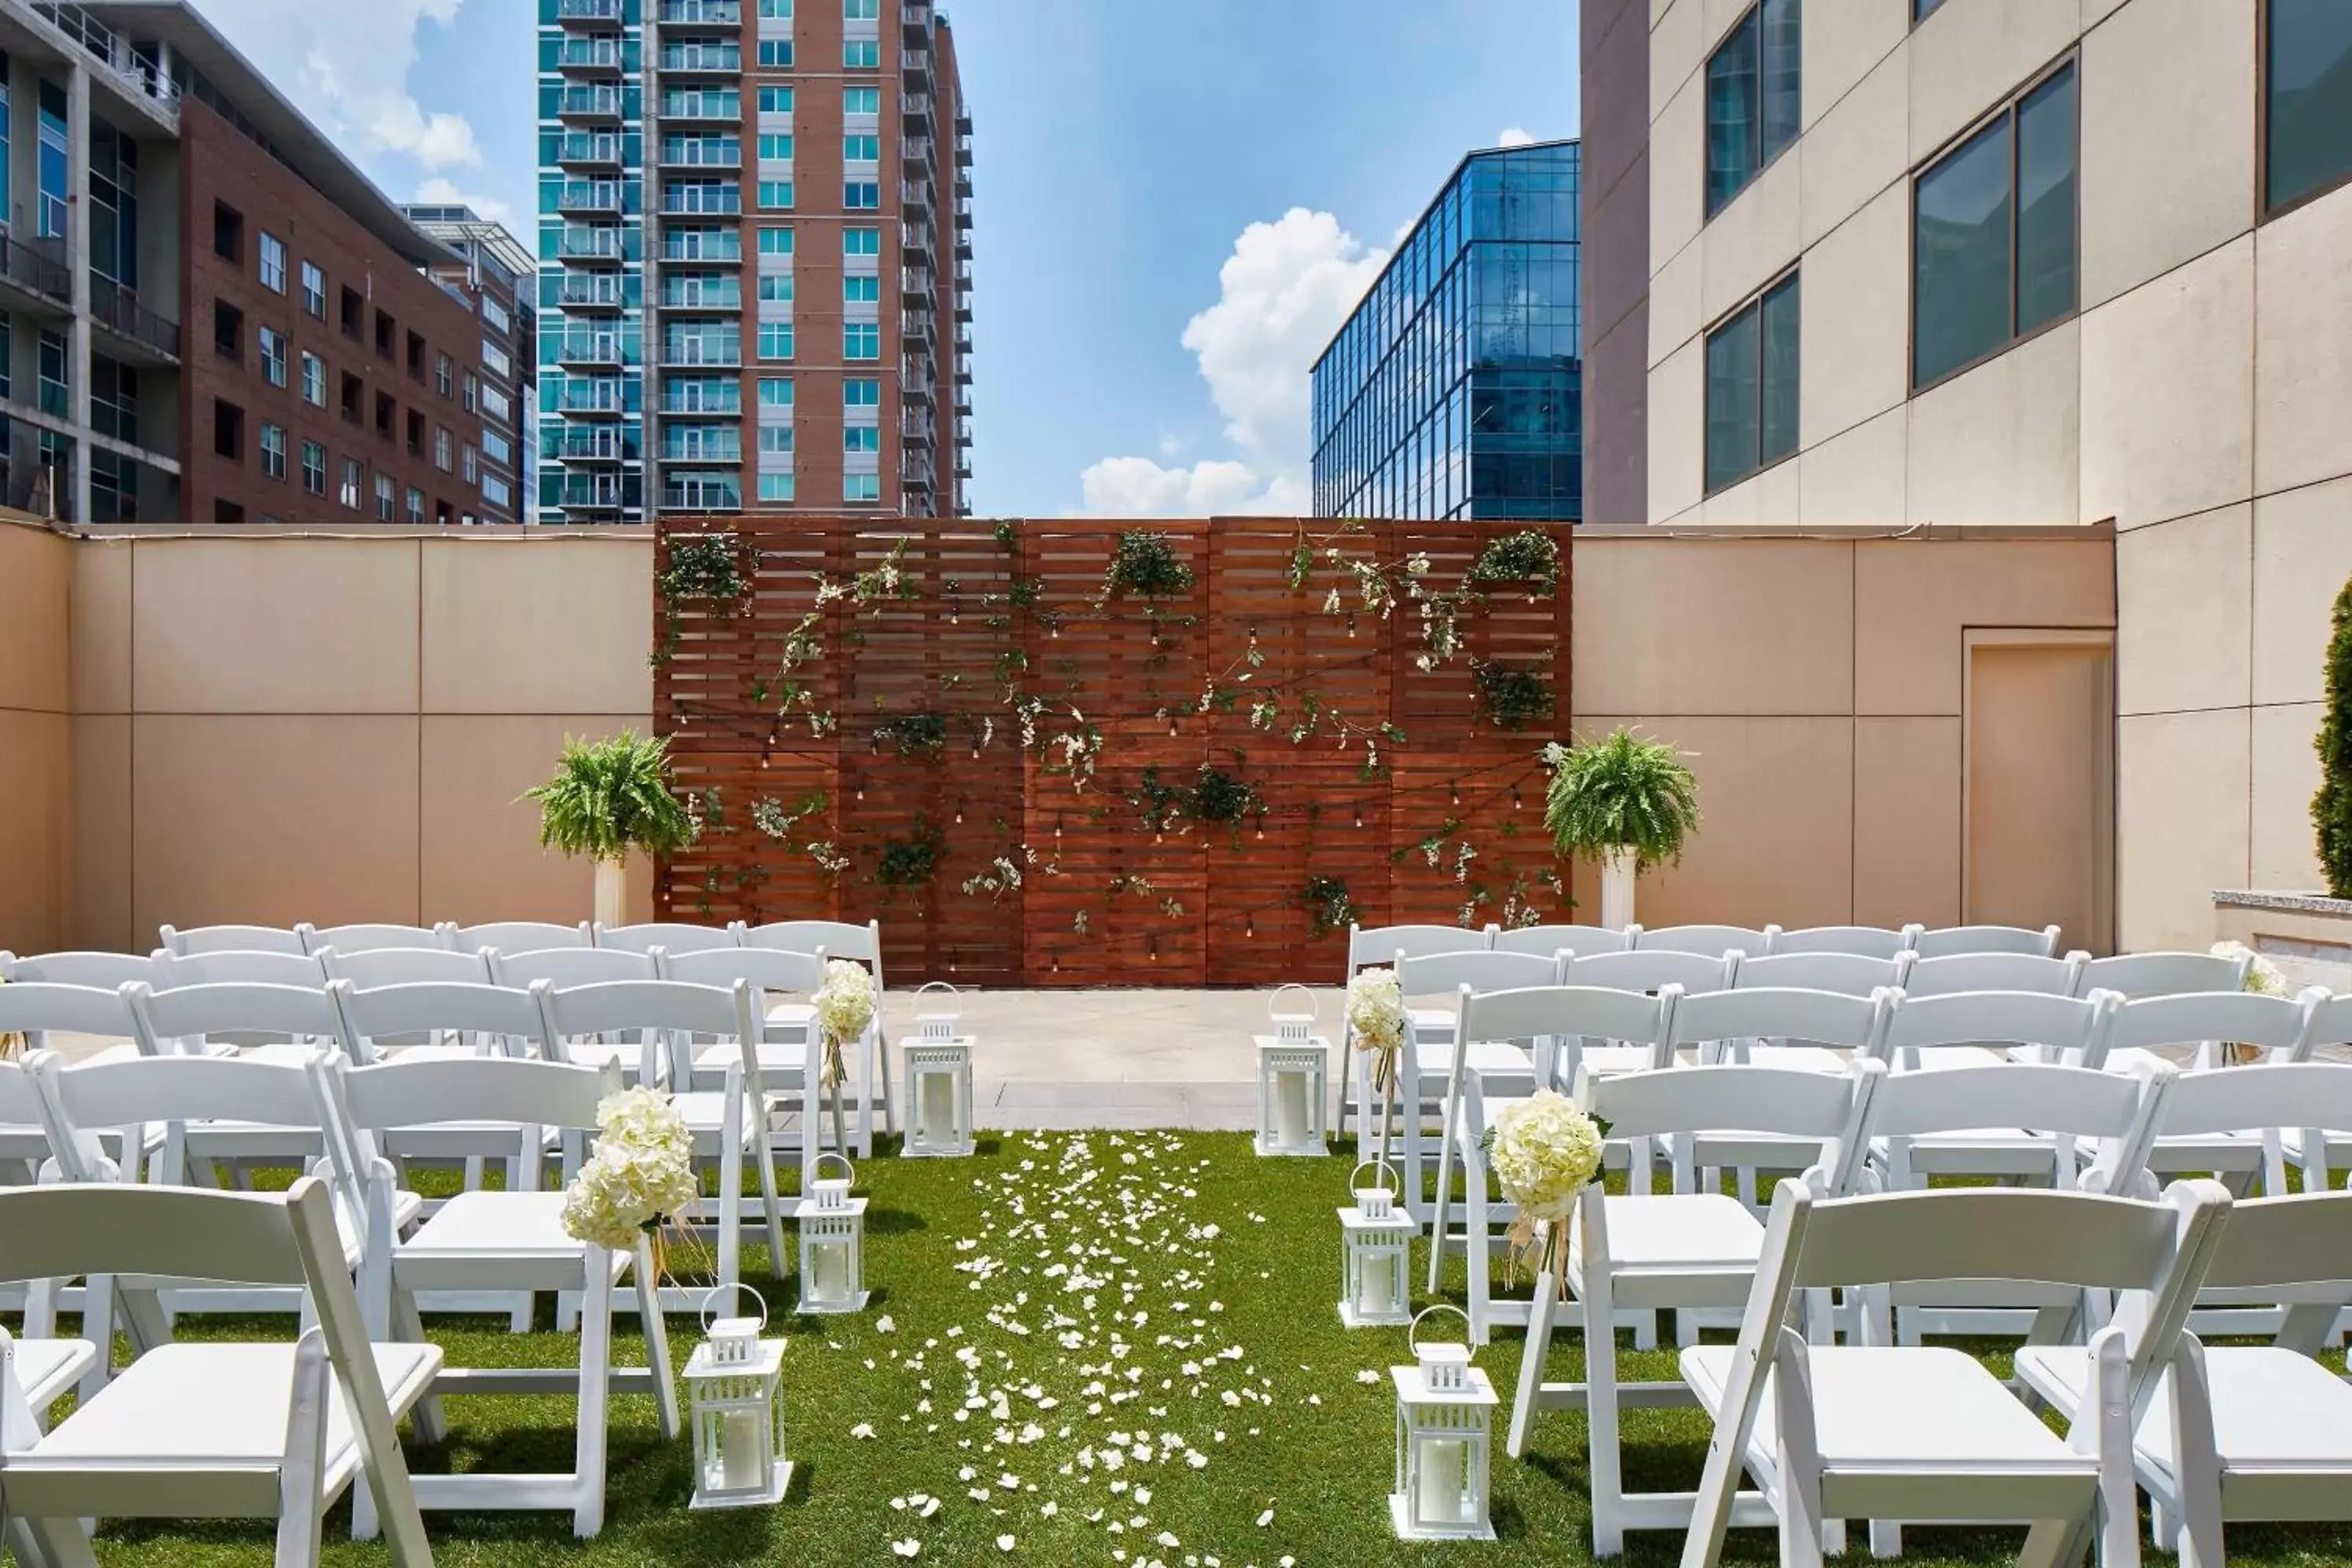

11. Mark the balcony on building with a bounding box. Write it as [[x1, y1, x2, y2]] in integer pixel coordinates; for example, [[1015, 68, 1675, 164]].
[[555, 180, 621, 217], [661, 229, 743, 263], [659, 41, 742, 74], [0, 234, 72, 319], [902, 307, 935, 346], [557, 272, 626, 312], [953, 395, 972, 419], [902, 451, 936, 485], [660, 274, 743, 311], [901, 180, 933, 217], [953, 363, 971, 386], [659, 89, 740, 122], [902, 90, 933, 127], [902, 134, 933, 170], [551, 472, 624, 509], [660, 0, 742, 27], [554, 0, 622, 24], [660, 182, 742, 217], [662, 474, 743, 512], [89, 276, 181, 365], [901, 411, 935, 442], [557, 225, 625, 261], [953, 324, 971, 354], [901, 2, 934, 38], [902, 265, 934, 302], [903, 223, 934, 263], [553, 329, 622, 369], [554, 379, 626, 418], [661, 133, 742, 169], [953, 456, 971, 479], [661, 377, 743, 416], [955, 135, 972, 168], [38, 2, 181, 120], [956, 172, 971, 200], [555, 131, 623, 169], [553, 37, 622, 76], [953, 296, 971, 323], [659, 433, 742, 464], [903, 43, 932, 83], [550, 426, 626, 465], [954, 112, 973, 136], [555, 84, 622, 122], [660, 332, 742, 369], [954, 232, 972, 262]]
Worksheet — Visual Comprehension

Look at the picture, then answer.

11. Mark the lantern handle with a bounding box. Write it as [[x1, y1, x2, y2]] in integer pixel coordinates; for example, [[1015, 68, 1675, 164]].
[[1406, 1304, 1472, 1359], [812, 1151, 856, 1187], [699, 1280, 772, 1335], [913, 979, 962, 1004], [1348, 1156, 1399, 1197], [1269, 982, 1317, 1022]]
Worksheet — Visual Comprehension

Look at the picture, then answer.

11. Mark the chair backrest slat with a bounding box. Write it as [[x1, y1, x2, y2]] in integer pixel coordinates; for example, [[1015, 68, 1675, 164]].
[[1457, 984, 1668, 1054], [1878, 988, 2114, 1056], [1787, 1183, 2212, 1291], [1585, 1062, 1864, 1141], [1900, 950, 2085, 997], [1564, 947, 1734, 994], [536, 978, 749, 1040], [445, 920, 592, 953], [0, 979, 141, 1040], [303, 924, 448, 956], [134, 979, 342, 1044], [594, 920, 742, 956], [2200, 1190, 2352, 1290], [1664, 985, 1889, 1051], [1732, 952, 1908, 996], [0, 1181, 311, 1286], [1909, 924, 2062, 959], [1634, 923, 1780, 957], [2158, 1062, 2352, 1138], [656, 945, 825, 993], [332, 1054, 619, 1133], [37, 1050, 325, 1134], [1858, 1061, 2151, 1142], [323, 946, 494, 989], [0, 949, 168, 988], [1490, 924, 1634, 958], [1395, 949, 1560, 1000], [490, 946, 655, 989], [1771, 925, 1920, 959], [2105, 989, 2318, 1058], [158, 923, 308, 956], [742, 920, 880, 964], [2078, 949, 2251, 1000], [332, 979, 546, 1050], [159, 948, 330, 990]]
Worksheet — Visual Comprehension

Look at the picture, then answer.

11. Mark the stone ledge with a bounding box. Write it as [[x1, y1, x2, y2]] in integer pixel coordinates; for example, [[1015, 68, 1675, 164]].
[[2214, 889, 2352, 916]]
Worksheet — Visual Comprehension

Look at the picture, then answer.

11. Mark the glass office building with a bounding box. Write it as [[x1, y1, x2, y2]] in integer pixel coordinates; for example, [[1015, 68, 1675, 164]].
[[1310, 140, 1581, 521]]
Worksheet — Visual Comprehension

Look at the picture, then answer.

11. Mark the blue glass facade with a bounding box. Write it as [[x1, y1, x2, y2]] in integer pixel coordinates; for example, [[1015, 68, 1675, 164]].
[[1310, 140, 1581, 522]]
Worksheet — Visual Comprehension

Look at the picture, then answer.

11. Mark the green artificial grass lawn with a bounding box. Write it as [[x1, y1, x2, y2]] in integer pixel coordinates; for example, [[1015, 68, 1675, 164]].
[[46, 1133, 2352, 1567]]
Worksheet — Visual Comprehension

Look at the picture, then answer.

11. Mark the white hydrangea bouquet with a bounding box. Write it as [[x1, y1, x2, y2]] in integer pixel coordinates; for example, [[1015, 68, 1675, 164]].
[[2213, 940, 2290, 1062], [561, 1086, 699, 1259], [811, 957, 877, 1153], [1483, 1088, 1609, 1287], [1347, 966, 1407, 1146]]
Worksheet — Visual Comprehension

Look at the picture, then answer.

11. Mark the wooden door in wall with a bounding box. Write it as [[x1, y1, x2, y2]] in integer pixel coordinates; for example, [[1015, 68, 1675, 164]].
[[1963, 632, 2115, 955]]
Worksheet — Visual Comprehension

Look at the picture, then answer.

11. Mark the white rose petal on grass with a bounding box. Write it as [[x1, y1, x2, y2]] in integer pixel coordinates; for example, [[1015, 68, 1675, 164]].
[[1356, 1368, 1381, 1385], [996, 1535, 1016, 1552], [851, 1422, 877, 1439], [891, 1541, 920, 1559], [1257, 1508, 1275, 1527], [920, 1497, 942, 1519], [876, 1314, 895, 1333]]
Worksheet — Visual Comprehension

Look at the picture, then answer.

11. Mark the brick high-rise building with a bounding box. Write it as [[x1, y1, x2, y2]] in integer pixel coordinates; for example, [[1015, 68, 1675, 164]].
[[0, 0, 529, 525], [535, 0, 973, 524]]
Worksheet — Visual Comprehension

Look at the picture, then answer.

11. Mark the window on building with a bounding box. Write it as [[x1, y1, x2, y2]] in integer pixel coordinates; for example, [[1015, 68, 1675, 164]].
[[35, 86, 64, 238], [2267, 0, 2352, 212], [374, 471, 397, 521], [1915, 0, 1947, 15], [340, 457, 363, 510], [758, 86, 794, 114], [759, 376, 793, 408], [844, 425, 880, 453], [339, 285, 364, 340], [341, 372, 363, 423], [300, 350, 325, 407], [760, 425, 794, 454], [844, 322, 880, 359], [213, 300, 244, 361], [212, 201, 243, 263], [260, 422, 286, 481], [758, 133, 793, 162], [759, 274, 794, 303], [843, 134, 880, 163], [484, 429, 512, 465], [844, 181, 880, 209], [759, 473, 794, 503], [259, 231, 285, 292], [845, 0, 880, 17], [483, 473, 513, 507], [463, 371, 479, 412], [844, 378, 880, 408], [758, 38, 793, 67], [408, 409, 426, 458], [260, 326, 287, 388], [482, 339, 512, 377], [434, 426, 454, 472], [760, 0, 793, 15], [435, 353, 455, 397], [1704, 0, 1801, 219], [301, 261, 325, 318], [844, 274, 880, 303], [301, 441, 326, 496], [213, 499, 245, 524], [844, 39, 880, 68], [844, 473, 880, 503], [463, 445, 478, 484], [374, 310, 395, 361], [844, 87, 880, 116], [376, 390, 396, 440], [1704, 271, 1800, 494], [483, 383, 511, 421], [758, 180, 794, 209], [844, 227, 880, 256], [759, 321, 795, 360], [1912, 60, 2076, 389], [405, 485, 426, 526], [759, 226, 794, 256], [214, 398, 245, 460], [405, 330, 426, 380]]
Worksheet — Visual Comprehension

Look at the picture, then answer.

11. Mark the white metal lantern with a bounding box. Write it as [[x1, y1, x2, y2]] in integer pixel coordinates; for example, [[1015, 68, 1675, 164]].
[[795, 1153, 869, 1314], [902, 980, 975, 1158], [1338, 1159, 1416, 1327], [1254, 983, 1330, 1156], [685, 1287, 790, 1509], [1390, 1306, 1497, 1541]]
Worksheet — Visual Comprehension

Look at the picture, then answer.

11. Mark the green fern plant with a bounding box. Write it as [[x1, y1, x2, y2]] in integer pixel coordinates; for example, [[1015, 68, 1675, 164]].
[[1543, 728, 1701, 870], [521, 730, 697, 865], [2314, 575, 2352, 896]]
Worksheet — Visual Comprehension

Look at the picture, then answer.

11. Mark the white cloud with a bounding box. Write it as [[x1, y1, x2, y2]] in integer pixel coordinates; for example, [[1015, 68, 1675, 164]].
[[193, 0, 482, 171], [414, 176, 514, 227], [1076, 208, 1388, 517], [1496, 126, 1539, 147]]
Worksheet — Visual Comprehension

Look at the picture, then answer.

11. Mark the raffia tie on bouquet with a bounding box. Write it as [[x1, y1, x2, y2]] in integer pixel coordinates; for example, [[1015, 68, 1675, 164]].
[[821, 1031, 848, 1091], [1504, 1214, 1573, 1298]]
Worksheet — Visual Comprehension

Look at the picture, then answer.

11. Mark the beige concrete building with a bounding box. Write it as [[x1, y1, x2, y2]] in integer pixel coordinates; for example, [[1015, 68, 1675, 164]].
[[1583, 0, 2352, 949]]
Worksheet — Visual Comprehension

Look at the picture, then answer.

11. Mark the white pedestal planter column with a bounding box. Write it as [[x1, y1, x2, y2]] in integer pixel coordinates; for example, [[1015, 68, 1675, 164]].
[[1599, 847, 1637, 931], [594, 859, 629, 929]]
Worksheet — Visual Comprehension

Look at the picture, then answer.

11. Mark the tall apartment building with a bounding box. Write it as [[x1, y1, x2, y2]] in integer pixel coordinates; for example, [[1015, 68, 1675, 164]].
[[1309, 140, 1581, 522], [535, 0, 973, 525], [0, 1, 525, 526], [1584, 0, 2352, 949]]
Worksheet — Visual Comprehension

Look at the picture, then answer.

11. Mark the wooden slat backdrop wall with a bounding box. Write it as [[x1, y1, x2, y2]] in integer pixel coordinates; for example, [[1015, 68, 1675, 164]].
[[655, 516, 1571, 986]]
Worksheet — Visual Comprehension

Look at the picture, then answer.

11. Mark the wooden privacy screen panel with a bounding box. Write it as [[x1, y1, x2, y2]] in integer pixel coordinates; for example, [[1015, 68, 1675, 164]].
[[655, 516, 1571, 986]]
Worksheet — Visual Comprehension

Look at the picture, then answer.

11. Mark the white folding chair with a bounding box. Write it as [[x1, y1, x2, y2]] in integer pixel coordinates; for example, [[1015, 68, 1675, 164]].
[[742, 920, 894, 1151], [535, 977, 786, 1306], [1771, 925, 1922, 959], [655, 945, 820, 1163], [323, 946, 495, 995], [1508, 1059, 1875, 1554], [2016, 1186, 2352, 1568], [315, 1052, 680, 1538], [1910, 922, 2063, 958], [2076, 949, 2252, 1004], [2096, 991, 2321, 1195], [1680, 1178, 2230, 1568], [125, 982, 350, 1167], [444, 920, 592, 953], [158, 924, 309, 956], [1903, 949, 2088, 997], [0, 977, 152, 1071], [1635, 923, 1780, 957], [2283, 993, 2352, 1189], [0, 1054, 138, 1372], [302, 925, 449, 956], [1882, 985, 2122, 1074], [1491, 923, 1637, 958], [1377, 948, 1562, 1222], [593, 920, 741, 956], [1338, 923, 1490, 1137], [491, 947, 660, 1082], [0, 1179, 437, 1568], [1426, 983, 1672, 1343]]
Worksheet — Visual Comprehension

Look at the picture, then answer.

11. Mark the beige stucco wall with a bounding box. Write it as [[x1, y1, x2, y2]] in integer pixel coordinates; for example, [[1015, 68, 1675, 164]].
[[1568, 527, 2116, 940], [1643, 0, 2352, 950], [0, 524, 655, 956]]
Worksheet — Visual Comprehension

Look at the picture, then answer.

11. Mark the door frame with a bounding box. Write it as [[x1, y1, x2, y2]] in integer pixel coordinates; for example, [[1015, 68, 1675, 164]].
[[1959, 627, 2117, 955]]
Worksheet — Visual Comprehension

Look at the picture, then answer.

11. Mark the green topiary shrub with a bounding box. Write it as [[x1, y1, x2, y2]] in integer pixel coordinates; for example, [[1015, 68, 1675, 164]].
[[2313, 575, 2352, 896]]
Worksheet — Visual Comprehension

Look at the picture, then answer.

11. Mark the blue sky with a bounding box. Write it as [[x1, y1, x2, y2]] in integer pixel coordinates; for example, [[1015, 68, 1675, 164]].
[[193, 0, 1578, 517]]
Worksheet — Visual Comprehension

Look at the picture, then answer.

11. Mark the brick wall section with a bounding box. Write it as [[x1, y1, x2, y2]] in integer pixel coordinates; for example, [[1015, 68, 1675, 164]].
[[178, 100, 495, 526]]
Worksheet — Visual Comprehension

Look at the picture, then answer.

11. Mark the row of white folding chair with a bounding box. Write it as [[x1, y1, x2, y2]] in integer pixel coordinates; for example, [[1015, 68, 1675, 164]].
[[0, 1178, 438, 1568]]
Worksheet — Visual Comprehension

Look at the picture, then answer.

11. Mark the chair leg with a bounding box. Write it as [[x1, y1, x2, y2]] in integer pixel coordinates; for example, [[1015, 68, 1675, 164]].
[[717, 1091, 745, 1294], [1464, 1149, 1491, 1345], [1588, 1294, 1626, 1557], [1506, 1267, 1558, 1460], [634, 1236, 682, 1440], [573, 1258, 614, 1538], [274, 1331, 330, 1568], [753, 1124, 788, 1275], [391, 1287, 447, 1446], [9, 1514, 100, 1568], [1427, 1123, 1457, 1295]]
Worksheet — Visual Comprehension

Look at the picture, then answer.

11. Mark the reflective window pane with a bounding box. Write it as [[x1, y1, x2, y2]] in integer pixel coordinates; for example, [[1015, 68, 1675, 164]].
[[2015, 64, 2077, 335], [1760, 274, 1801, 466], [1913, 115, 2014, 387], [1704, 301, 1761, 493], [1760, 0, 1802, 165], [2268, 0, 2352, 211], [1705, 13, 1759, 217]]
